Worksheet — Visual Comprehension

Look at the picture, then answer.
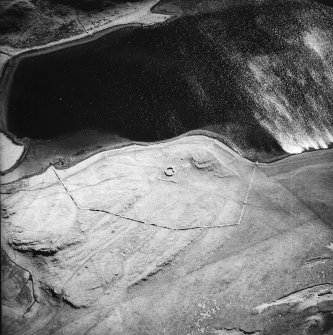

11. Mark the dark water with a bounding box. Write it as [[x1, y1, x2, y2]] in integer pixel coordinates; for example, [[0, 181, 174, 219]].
[[7, 1, 333, 155]]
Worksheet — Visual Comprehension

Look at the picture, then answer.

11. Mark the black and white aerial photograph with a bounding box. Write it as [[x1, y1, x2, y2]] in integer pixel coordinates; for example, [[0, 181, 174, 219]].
[[0, 0, 333, 334]]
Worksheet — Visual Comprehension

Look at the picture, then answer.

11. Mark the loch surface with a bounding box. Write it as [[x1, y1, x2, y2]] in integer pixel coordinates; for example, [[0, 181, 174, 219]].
[[7, 1, 333, 156]]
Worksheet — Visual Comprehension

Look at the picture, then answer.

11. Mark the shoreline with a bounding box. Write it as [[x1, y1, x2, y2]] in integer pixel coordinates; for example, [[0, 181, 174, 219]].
[[1, 125, 332, 185], [0, 126, 293, 185], [0, 6, 289, 170], [0, 9, 316, 178], [1, 0, 332, 178]]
